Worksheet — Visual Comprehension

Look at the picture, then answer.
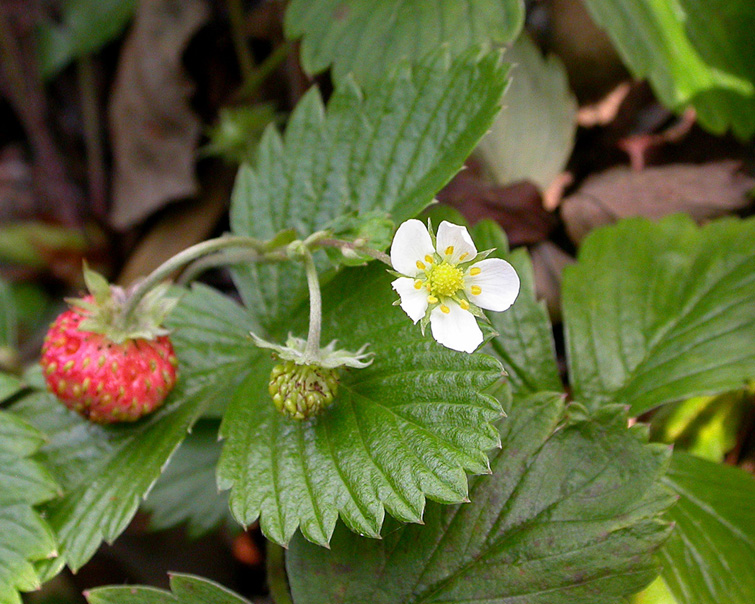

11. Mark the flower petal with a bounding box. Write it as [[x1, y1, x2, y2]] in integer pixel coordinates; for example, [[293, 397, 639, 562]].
[[465, 258, 520, 312], [430, 301, 483, 353], [436, 221, 477, 265], [390, 219, 435, 277], [392, 277, 429, 323]]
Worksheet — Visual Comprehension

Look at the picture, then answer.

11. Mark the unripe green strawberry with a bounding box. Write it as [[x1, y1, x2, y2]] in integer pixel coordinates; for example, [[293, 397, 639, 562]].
[[268, 360, 339, 420], [40, 296, 178, 424]]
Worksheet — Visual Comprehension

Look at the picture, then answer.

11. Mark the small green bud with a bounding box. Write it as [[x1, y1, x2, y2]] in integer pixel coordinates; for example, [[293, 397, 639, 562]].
[[268, 360, 340, 420]]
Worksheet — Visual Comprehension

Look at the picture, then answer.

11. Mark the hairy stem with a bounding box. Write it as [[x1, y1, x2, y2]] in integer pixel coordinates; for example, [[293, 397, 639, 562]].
[[302, 246, 323, 360], [266, 542, 294, 604], [121, 235, 271, 324], [235, 42, 290, 101], [316, 238, 393, 267]]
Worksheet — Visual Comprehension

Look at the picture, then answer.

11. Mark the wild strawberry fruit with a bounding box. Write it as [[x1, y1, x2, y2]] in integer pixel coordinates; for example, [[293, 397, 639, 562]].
[[268, 360, 339, 420], [40, 267, 179, 424]]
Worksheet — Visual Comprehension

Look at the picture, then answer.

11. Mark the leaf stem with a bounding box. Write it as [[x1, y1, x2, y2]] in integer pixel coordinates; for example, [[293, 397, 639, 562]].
[[121, 235, 272, 324], [235, 42, 290, 101], [316, 238, 393, 267], [227, 0, 255, 83], [266, 542, 294, 604]]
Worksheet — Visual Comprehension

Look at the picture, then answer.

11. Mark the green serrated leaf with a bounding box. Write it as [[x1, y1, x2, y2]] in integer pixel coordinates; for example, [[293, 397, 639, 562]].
[[86, 572, 251, 604], [285, 0, 524, 85], [230, 49, 510, 331], [7, 284, 259, 573], [659, 451, 755, 604], [142, 420, 231, 538], [218, 263, 504, 547], [0, 373, 23, 403], [287, 393, 675, 604], [582, 0, 755, 139], [563, 215, 755, 415], [476, 32, 577, 191], [0, 412, 59, 604], [473, 220, 562, 396]]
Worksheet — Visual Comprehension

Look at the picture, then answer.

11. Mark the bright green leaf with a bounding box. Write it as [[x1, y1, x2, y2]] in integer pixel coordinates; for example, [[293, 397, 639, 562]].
[[0, 373, 23, 403], [218, 263, 504, 547], [230, 49, 510, 330], [473, 220, 562, 396], [659, 451, 755, 604], [563, 215, 755, 415], [37, 0, 138, 78], [7, 284, 259, 573], [476, 32, 577, 191], [287, 394, 674, 604], [86, 572, 250, 604], [285, 0, 524, 85], [0, 412, 59, 604], [143, 420, 232, 538], [582, 0, 755, 139]]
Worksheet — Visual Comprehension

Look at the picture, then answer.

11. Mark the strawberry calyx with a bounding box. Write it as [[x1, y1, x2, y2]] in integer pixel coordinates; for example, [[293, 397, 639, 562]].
[[69, 264, 180, 344]]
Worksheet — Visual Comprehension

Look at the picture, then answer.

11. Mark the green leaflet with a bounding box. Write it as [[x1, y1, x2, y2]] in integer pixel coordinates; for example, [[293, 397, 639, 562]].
[[37, 0, 138, 78], [582, 0, 755, 139], [218, 263, 504, 547], [86, 573, 250, 604], [6, 284, 258, 574], [473, 220, 562, 396], [563, 215, 755, 415], [287, 394, 674, 604], [0, 412, 59, 604], [285, 0, 524, 85], [230, 49, 510, 331], [659, 451, 755, 604]]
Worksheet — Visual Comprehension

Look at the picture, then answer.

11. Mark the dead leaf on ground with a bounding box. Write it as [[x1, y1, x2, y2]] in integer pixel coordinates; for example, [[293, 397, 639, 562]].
[[561, 160, 755, 244], [437, 171, 557, 247], [109, 0, 210, 231]]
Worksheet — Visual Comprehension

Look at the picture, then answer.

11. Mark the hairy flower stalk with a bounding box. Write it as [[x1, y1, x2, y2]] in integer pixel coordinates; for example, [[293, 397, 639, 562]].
[[252, 240, 373, 420]]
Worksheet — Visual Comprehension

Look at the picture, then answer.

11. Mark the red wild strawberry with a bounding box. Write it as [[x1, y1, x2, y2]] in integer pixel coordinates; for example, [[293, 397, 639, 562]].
[[40, 266, 180, 424]]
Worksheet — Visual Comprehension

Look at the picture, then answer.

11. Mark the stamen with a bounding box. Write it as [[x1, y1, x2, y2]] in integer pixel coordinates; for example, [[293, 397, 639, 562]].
[[414, 280, 423, 290], [445, 246, 454, 256], [459, 252, 469, 261], [427, 295, 438, 304], [460, 300, 470, 310], [470, 267, 481, 276], [416, 260, 426, 270], [424, 255, 435, 264], [440, 304, 450, 314], [471, 286, 482, 295]]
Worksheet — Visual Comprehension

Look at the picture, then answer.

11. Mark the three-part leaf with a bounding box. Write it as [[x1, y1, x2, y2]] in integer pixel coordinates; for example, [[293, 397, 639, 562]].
[[285, 0, 524, 85], [218, 264, 504, 547], [0, 412, 58, 604], [230, 49, 510, 330], [659, 451, 755, 604], [287, 393, 674, 604], [563, 215, 755, 415]]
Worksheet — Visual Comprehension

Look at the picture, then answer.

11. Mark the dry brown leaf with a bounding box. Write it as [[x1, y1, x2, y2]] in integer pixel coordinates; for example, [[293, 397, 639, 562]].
[[108, 0, 210, 231], [561, 160, 755, 244], [437, 171, 557, 246]]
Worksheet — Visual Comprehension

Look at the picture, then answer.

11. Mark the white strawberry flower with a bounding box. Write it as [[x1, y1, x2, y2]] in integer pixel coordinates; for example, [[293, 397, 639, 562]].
[[390, 219, 520, 353]]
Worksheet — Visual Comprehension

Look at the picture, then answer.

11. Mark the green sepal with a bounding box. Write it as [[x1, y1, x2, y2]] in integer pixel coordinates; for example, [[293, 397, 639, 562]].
[[458, 248, 495, 270]]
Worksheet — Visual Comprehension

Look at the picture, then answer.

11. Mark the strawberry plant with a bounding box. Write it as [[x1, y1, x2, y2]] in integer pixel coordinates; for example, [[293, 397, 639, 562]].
[[1, 2, 755, 604]]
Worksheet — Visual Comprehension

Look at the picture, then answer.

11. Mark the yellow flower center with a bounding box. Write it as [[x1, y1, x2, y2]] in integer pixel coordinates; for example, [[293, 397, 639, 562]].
[[425, 262, 464, 297]]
